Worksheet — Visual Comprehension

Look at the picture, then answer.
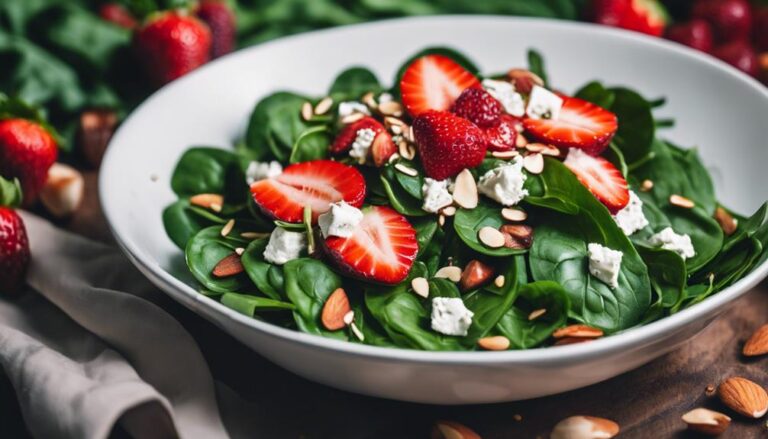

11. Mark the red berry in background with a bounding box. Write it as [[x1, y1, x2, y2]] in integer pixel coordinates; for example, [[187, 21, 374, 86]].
[[754, 8, 768, 51], [450, 88, 502, 128], [589, 0, 631, 27], [759, 53, 768, 85], [99, 3, 137, 29], [0, 207, 30, 296], [712, 40, 759, 77], [0, 119, 57, 206], [134, 12, 212, 86], [195, 0, 236, 59], [692, 0, 752, 43], [412, 110, 487, 181], [665, 19, 714, 53], [620, 0, 668, 37]]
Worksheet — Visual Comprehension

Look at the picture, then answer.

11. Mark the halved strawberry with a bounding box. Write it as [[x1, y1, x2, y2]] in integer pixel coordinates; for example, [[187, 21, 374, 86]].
[[412, 110, 487, 180], [250, 160, 366, 223], [484, 115, 519, 152], [523, 97, 618, 156], [371, 132, 396, 167], [330, 116, 384, 155], [564, 148, 629, 213], [400, 54, 480, 117], [322, 206, 418, 285]]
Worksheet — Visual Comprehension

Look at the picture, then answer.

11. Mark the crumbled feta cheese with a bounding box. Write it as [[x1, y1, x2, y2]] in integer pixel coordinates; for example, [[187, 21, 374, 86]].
[[587, 243, 623, 289], [263, 228, 306, 265], [526, 85, 564, 120], [318, 201, 363, 238], [245, 160, 282, 184], [649, 227, 695, 260], [482, 79, 525, 117], [430, 297, 474, 336], [613, 191, 649, 236], [421, 178, 453, 213], [349, 128, 376, 164], [338, 101, 370, 118], [378, 92, 393, 104], [477, 156, 529, 206]]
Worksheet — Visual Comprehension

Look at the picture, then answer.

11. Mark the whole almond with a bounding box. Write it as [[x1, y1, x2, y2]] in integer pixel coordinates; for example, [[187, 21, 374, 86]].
[[453, 169, 478, 209], [321, 288, 352, 331], [714, 207, 738, 236], [40, 163, 84, 218], [477, 336, 510, 351], [552, 324, 604, 339], [190, 193, 224, 210], [431, 420, 481, 439], [718, 377, 768, 418], [500, 224, 533, 249], [459, 260, 494, 291], [743, 324, 768, 357], [681, 407, 731, 436], [212, 253, 244, 278], [551, 416, 619, 439]]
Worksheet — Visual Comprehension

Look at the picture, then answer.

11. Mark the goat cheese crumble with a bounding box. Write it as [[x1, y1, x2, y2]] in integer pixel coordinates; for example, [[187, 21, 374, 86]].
[[649, 227, 695, 260], [349, 128, 376, 164], [337, 101, 370, 118], [482, 79, 525, 117], [613, 191, 649, 236], [245, 160, 282, 185], [477, 156, 529, 206], [430, 297, 474, 336], [421, 178, 453, 213], [318, 201, 363, 238], [263, 228, 306, 265], [526, 85, 564, 120], [587, 243, 623, 289]]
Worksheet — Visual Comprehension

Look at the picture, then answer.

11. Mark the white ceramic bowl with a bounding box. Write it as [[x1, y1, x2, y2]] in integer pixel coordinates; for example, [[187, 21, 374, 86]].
[[100, 16, 768, 404]]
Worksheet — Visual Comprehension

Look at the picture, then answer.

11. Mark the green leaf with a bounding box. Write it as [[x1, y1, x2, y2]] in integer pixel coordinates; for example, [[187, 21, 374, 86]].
[[495, 280, 570, 349], [240, 237, 285, 301], [380, 166, 428, 216], [170, 147, 246, 199], [0, 175, 23, 208], [607, 87, 655, 166], [328, 66, 381, 100], [391, 161, 424, 200], [185, 225, 254, 294], [163, 199, 219, 249], [283, 258, 347, 340], [245, 91, 312, 162], [527, 49, 548, 87], [221, 293, 295, 317], [289, 125, 331, 163], [574, 81, 615, 109], [636, 245, 686, 310]]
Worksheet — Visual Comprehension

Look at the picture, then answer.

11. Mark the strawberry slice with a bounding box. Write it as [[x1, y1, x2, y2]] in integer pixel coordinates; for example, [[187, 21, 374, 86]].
[[370, 132, 396, 167], [484, 114, 519, 152], [523, 97, 618, 156], [323, 206, 418, 284], [564, 148, 629, 213], [250, 160, 366, 223], [330, 116, 385, 155], [400, 54, 480, 117]]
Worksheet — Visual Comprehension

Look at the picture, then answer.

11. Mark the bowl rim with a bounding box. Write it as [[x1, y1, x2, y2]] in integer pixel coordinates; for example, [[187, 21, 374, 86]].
[[100, 15, 768, 365]]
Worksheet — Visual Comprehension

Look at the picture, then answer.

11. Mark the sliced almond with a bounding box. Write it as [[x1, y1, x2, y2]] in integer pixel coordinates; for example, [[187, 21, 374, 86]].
[[478, 336, 510, 351], [507, 68, 544, 95], [411, 277, 430, 298], [478, 226, 505, 248], [438, 214, 446, 227], [743, 324, 768, 357], [394, 163, 418, 177], [301, 101, 313, 121], [390, 124, 403, 135], [212, 253, 244, 278], [441, 206, 457, 217], [350, 321, 365, 341], [718, 377, 768, 418], [431, 420, 481, 439], [493, 275, 505, 288], [515, 133, 529, 148], [670, 194, 695, 209], [501, 207, 527, 222], [341, 112, 365, 125], [384, 116, 406, 129], [321, 288, 352, 331], [682, 408, 731, 436], [640, 179, 654, 192], [552, 324, 604, 339], [313, 96, 333, 115], [459, 260, 494, 291], [525, 143, 560, 156], [435, 266, 462, 282], [378, 101, 403, 117], [491, 149, 519, 159], [453, 169, 478, 209], [190, 193, 224, 210], [528, 308, 547, 321], [362, 91, 377, 109], [714, 207, 738, 236], [550, 416, 619, 439], [209, 202, 223, 213], [240, 231, 270, 240], [500, 224, 533, 249], [342, 310, 355, 325], [234, 247, 245, 256], [220, 219, 235, 237], [40, 163, 84, 218], [523, 153, 544, 174], [398, 140, 416, 160]]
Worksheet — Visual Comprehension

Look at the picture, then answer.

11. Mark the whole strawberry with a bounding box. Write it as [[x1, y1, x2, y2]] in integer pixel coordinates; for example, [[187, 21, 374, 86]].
[[0, 119, 57, 205], [450, 88, 502, 128], [99, 3, 138, 29], [693, 0, 752, 43], [412, 110, 487, 180], [712, 40, 758, 77], [665, 19, 714, 53], [195, 0, 236, 59], [0, 207, 29, 295], [134, 12, 212, 85]]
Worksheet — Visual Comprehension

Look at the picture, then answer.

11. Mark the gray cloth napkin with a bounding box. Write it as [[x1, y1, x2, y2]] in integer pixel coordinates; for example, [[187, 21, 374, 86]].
[[0, 212, 231, 439]]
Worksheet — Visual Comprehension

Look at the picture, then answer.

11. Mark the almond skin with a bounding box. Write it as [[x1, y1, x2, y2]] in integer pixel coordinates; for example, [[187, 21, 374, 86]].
[[477, 336, 510, 351], [212, 253, 244, 278], [714, 206, 738, 236], [743, 324, 768, 357], [550, 415, 619, 439], [459, 260, 494, 291], [718, 377, 768, 418], [681, 407, 731, 436], [431, 420, 481, 439], [321, 288, 351, 331], [552, 324, 604, 339]]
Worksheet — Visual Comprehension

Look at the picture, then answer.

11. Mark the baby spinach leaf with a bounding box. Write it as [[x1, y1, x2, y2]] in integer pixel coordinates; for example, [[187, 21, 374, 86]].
[[524, 171, 580, 215], [221, 293, 295, 317], [240, 237, 285, 301], [0, 175, 23, 207], [328, 66, 381, 100], [163, 199, 222, 249], [170, 147, 246, 199], [454, 200, 527, 257], [245, 91, 311, 162], [605, 142, 628, 178], [412, 216, 439, 256], [283, 258, 347, 340], [722, 202, 768, 252], [527, 49, 548, 87], [495, 280, 570, 349], [288, 125, 331, 163], [608, 87, 655, 166], [575, 81, 615, 109], [636, 245, 686, 310], [392, 161, 424, 200], [185, 225, 254, 294], [428, 278, 461, 298], [380, 166, 427, 216]]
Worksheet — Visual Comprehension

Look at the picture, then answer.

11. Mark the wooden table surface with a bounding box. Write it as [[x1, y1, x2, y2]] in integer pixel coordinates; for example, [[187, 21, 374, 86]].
[[2, 168, 768, 439]]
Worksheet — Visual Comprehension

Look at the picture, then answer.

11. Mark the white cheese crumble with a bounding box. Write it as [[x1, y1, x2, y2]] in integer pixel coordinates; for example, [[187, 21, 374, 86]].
[[526, 85, 564, 120], [430, 297, 474, 336], [245, 160, 282, 185], [263, 228, 306, 265], [482, 79, 525, 117], [317, 201, 363, 238], [349, 128, 376, 164], [613, 191, 649, 236], [649, 227, 695, 260], [338, 101, 370, 118], [421, 178, 453, 213], [587, 243, 623, 289], [477, 156, 529, 206]]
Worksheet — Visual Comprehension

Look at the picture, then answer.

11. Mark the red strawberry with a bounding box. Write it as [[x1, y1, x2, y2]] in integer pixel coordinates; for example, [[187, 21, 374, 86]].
[[323, 206, 418, 285], [195, 0, 236, 59], [0, 119, 58, 205], [522, 97, 617, 156], [250, 160, 366, 223], [134, 12, 212, 86], [412, 110, 487, 180], [589, 0, 631, 27], [0, 208, 30, 295], [665, 19, 714, 53], [564, 148, 629, 213], [330, 116, 385, 155], [99, 3, 138, 29], [400, 54, 480, 117], [754, 8, 768, 51], [370, 132, 396, 167], [484, 115, 518, 152], [693, 0, 752, 43], [450, 88, 502, 128], [712, 40, 759, 76], [620, 0, 668, 37]]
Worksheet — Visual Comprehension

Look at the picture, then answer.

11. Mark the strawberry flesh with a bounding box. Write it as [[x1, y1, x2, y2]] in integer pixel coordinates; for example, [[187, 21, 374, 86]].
[[371, 131, 396, 167], [0, 119, 57, 206], [323, 206, 418, 285], [484, 115, 519, 152], [412, 110, 487, 180], [330, 116, 385, 155], [564, 148, 629, 213], [0, 207, 29, 295], [450, 88, 502, 128], [400, 54, 480, 117]]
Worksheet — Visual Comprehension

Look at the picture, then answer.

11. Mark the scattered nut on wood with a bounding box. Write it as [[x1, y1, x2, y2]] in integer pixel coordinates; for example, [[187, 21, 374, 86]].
[[552, 324, 604, 339], [434, 266, 462, 283], [212, 253, 244, 278], [743, 324, 768, 357], [459, 260, 494, 291], [550, 416, 619, 439], [714, 206, 738, 236], [453, 169, 478, 209], [478, 336, 510, 351], [681, 408, 731, 436], [411, 277, 429, 298], [321, 288, 351, 331], [78, 109, 118, 167], [718, 377, 768, 418], [39, 163, 84, 218], [431, 420, 481, 439]]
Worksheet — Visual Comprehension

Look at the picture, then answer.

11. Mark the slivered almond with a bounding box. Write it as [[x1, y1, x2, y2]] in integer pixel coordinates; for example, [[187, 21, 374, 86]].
[[210, 203, 223, 213], [478, 227, 505, 248], [453, 169, 478, 209], [714, 207, 738, 236], [350, 321, 365, 341], [431, 420, 481, 439], [441, 206, 457, 217], [235, 247, 245, 256], [528, 308, 547, 320], [395, 163, 418, 177], [241, 231, 270, 239], [550, 416, 619, 439], [743, 324, 768, 357], [388, 152, 401, 164], [190, 193, 224, 210], [500, 224, 533, 249], [398, 140, 416, 160], [478, 336, 510, 351], [343, 310, 355, 325], [313, 96, 333, 115], [221, 219, 235, 237], [552, 324, 604, 339], [670, 194, 695, 209], [718, 377, 768, 418], [525, 143, 560, 156], [301, 101, 313, 121], [435, 266, 462, 282], [438, 214, 446, 227], [501, 207, 527, 222], [321, 288, 351, 331], [682, 408, 731, 436], [491, 149, 519, 159], [212, 253, 244, 278], [378, 101, 403, 117], [507, 68, 544, 95], [493, 275, 505, 288], [523, 153, 544, 174], [640, 179, 654, 192], [362, 91, 377, 109], [341, 112, 365, 124], [384, 116, 406, 128], [460, 260, 494, 291], [411, 277, 429, 298], [516, 133, 529, 148]]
